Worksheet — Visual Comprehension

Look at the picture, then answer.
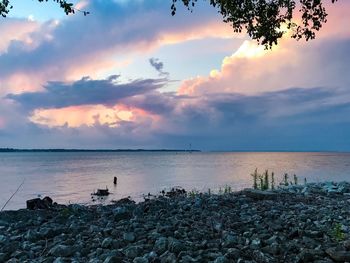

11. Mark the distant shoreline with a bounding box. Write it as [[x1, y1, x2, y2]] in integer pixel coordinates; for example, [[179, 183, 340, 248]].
[[0, 148, 201, 153], [0, 148, 349, 153]]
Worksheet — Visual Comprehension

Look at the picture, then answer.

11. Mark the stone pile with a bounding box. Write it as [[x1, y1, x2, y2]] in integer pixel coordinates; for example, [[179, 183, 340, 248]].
[[0, 182, 350, 262]]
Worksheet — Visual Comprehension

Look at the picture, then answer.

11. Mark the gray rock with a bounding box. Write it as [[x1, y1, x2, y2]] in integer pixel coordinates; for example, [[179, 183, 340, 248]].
[[154, 237, 168, 254], [123, 232, 136, 242], [243, 189, 278, 200], [25, 229, 38, 242], [0, 253, 8, 262], [113, 207, 132, 221], [49, 245, 74, 257], [133, 257, 149, 263], [160, 251, 177, 263], [326, 247, 350, 262], [179, 255, 199, 263], [53, 257, 70, 263], [224, 248, 241, 259], [168, 238, 185, 254], [214, 256, 228, 263], [102, 237, 113, 248], [103, 255, 123, 263], [124, 246, 143, 258]]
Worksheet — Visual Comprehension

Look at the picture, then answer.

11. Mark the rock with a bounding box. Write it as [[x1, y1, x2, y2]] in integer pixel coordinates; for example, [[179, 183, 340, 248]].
[[26, 197, 53, 210], [124, 246, 143, 258], [224, 248, 241, 259], [49, 245, 75, 257], [102, 238, 113, 248], [222, 234, 237, 247], [298, 249, 319, 262], [326, 247, 350, 262], [250, 239, 261, 249], [42, 196, 53, 206], [113, 207, 132, 221], [179, 255, 199, 263], [123, 232, 136, 242], [53, 257, 70, 263], [103, 256, 123, 263], [24, 230, 38, 242], [159, 251, 177, 263], [252, 250, 272, 263], [168, 238, 185, 254], [0, 235, 8, 244], [133, 257, 149, 263], [242, 189, 278, 200], [343, 240, 350, 250], [263, 243, 280, 256], [154, 237, 168, 254], [0, 253, 8, 262], [214, 256, 228, 263]]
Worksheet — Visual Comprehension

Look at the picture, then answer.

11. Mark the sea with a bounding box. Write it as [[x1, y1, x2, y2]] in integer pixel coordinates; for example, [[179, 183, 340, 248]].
[[1, 151, 350, 210]]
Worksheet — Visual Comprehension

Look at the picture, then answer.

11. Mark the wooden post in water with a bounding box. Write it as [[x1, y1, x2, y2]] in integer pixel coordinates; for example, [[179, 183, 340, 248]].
[[113, 176, 117, 185]]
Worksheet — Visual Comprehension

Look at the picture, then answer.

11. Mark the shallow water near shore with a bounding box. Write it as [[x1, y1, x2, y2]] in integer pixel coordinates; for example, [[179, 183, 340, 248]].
[[1, 151, 350, 210]]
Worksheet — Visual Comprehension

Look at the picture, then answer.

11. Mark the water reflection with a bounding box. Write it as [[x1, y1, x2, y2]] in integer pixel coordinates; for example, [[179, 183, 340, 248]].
[[1, 152, 350, 210]]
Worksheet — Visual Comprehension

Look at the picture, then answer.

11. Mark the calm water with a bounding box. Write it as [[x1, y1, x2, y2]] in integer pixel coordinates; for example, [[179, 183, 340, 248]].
[[1, 152, 350, 210]]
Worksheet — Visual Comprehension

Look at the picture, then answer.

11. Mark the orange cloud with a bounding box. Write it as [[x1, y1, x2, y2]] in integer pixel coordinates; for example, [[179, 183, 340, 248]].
[[29, 104, 159, 128], [0, 19, 39, 53]]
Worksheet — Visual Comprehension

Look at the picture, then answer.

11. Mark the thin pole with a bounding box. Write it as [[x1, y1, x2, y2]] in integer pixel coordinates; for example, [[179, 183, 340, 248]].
[[1, 179, 25, 211]]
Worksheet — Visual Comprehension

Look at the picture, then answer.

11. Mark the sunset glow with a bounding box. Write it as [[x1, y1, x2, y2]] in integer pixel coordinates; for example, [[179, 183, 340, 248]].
[[0, 0, 349, 151]]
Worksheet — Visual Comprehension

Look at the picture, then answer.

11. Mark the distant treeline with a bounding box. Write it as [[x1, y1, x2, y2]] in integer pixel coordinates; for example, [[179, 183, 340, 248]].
[[0, 148, 200, 153]]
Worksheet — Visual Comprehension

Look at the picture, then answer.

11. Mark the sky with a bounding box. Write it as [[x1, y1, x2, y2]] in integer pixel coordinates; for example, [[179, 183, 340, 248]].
[[0, 0, 350, 151]]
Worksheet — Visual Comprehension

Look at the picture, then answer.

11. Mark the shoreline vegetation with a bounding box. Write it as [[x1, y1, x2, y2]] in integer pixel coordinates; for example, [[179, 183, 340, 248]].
[[1, 182, 350, 262]]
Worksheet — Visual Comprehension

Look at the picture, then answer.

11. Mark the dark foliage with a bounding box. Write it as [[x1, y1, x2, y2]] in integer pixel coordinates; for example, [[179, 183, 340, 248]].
[[1, 0, 338, 47], [172, 0, 338, 47]]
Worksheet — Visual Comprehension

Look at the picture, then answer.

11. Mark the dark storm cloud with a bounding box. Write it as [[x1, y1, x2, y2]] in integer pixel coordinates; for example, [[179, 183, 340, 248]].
[[6, 76, 167, 109], [3, 81, 350, 151]]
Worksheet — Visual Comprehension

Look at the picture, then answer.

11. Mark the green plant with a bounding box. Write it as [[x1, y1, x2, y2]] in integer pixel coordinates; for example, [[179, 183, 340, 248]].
[[218, 187, 223, 195], [61, 207, 71, 218], [293, 174, 298, 185], [263, 170, 269, 190], [258, 173, 264, 190], [188, 189, 198, 198], [332, 223, 345, 241], [251, 168, 258, 190], [224, 185, 232, 194], [271, 172, 275, 190], [283, 173, 289, 186]]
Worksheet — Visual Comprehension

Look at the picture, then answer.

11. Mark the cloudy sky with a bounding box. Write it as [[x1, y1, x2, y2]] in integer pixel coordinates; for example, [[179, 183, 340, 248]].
[[0, 0, 350, 151]]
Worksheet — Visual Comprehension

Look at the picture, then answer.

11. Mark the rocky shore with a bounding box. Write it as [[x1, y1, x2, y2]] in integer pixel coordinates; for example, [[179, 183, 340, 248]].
[[1, 182, 350, 263]]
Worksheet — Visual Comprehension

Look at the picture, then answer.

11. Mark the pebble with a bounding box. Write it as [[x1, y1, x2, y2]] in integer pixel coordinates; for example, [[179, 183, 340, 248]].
[[0, 182, 349, 262]]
